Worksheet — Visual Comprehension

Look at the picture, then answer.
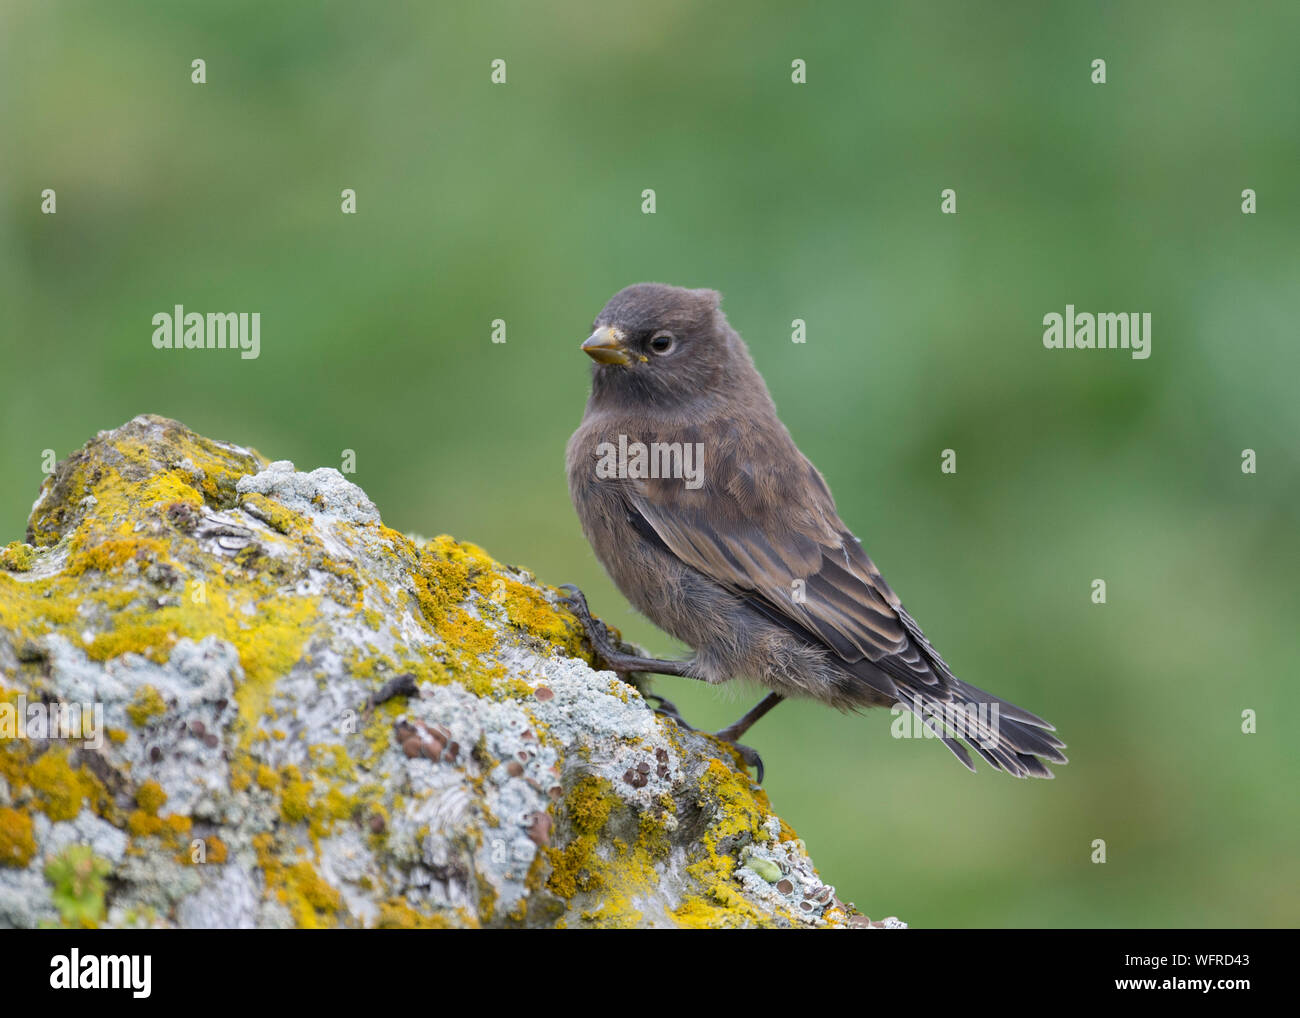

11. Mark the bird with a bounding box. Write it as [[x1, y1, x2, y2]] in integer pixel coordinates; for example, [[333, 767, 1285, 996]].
[[563, 282, 1066, 782]]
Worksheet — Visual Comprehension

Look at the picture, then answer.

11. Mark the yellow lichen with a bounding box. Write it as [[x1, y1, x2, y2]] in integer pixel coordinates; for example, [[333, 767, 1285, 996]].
[[126, 685, 168, 726], [664, 757, 804, 928], [373, 899, 459, 929], [276, 764, 359, 840], [126, 802, 190, 844], [87, 621, 178, 664], [478, 881, 498, 922], [228, 593, 321, 745], [164, 814, 192, 836], [204, 835, 229, 864], [0, 807, 36, 867], [134, 780, 167, 814], [67, 535, 170, 577], [284, 862, 342, 923], [254, 832, 344, 929], [279, 767, 313, 824], [0, 542, 34, 572], [27, 748, 101, 822], [239, 491, 306, 536], [126, 811, 162, 837], [501, 580, 584, 657], [27, 418, 258, 548], [542, 774, 670, 926], [545, 776, 613, 899]]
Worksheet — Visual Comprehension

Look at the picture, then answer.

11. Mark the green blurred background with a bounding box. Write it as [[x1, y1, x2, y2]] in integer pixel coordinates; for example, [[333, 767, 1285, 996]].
[[2, 1, 1297, 927]]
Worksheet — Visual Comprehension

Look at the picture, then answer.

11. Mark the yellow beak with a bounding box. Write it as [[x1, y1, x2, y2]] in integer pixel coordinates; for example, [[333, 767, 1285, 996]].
[[581, 326, 631, 365]]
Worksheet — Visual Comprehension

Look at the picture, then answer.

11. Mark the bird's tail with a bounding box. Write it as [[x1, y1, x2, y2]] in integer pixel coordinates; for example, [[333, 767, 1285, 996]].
[[894, 678, 1067, 779]]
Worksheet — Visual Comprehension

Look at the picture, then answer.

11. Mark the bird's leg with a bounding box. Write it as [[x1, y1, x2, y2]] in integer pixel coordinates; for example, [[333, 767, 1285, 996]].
[[715, 692, 785, 743], [557, 585, 700, 679]]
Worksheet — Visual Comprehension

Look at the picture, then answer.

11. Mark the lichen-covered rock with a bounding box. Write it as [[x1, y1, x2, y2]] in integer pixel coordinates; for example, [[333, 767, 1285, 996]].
[[0, 415, 900, 929]]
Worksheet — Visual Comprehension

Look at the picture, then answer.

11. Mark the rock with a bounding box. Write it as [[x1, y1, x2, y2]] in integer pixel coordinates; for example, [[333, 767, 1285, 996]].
[[0, 415, 900, 929]]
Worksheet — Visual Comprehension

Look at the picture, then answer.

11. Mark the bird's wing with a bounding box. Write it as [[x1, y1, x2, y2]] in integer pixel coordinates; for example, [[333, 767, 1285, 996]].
[[621, 423, 1066, 777], [623, 429, 947, 690]]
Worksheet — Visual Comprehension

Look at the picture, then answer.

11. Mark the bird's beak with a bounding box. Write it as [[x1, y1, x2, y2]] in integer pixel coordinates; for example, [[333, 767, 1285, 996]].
[[581, 326, 631, 365]]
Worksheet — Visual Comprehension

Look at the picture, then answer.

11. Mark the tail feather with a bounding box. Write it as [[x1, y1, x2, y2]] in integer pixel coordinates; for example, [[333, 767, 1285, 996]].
[[951, 677, 1060, 733], [896, 681, 1067, 780]]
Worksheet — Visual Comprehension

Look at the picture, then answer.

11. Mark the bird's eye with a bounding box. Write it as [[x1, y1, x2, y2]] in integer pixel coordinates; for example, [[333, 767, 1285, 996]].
[[648, 331, 675, 355]]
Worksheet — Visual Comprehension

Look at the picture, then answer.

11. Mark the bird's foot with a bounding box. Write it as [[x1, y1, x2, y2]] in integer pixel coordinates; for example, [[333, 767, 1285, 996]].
[[556, 584, 623, 660], [556, 584, 698, 679]]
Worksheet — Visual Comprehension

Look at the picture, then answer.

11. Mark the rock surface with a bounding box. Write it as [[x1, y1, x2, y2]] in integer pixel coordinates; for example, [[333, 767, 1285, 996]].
[[0, 415, 900, 929]]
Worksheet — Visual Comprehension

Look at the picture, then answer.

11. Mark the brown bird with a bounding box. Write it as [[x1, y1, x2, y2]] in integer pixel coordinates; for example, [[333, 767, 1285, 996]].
[[564, 283, 1066, 782]]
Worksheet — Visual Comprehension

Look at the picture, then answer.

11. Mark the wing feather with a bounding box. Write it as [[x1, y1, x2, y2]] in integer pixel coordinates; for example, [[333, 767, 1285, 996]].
[[624, 444, 925, 678]]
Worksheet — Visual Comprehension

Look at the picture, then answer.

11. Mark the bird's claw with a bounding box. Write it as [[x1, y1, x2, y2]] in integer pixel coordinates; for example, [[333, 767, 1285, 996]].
[[557, 583, 615, 652], [556, 583, 587, 614], [717, 738, 765, 784]]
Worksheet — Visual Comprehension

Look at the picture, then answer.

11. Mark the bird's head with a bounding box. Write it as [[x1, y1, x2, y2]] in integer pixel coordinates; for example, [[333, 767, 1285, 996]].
[[581, 283, 734, 407]]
